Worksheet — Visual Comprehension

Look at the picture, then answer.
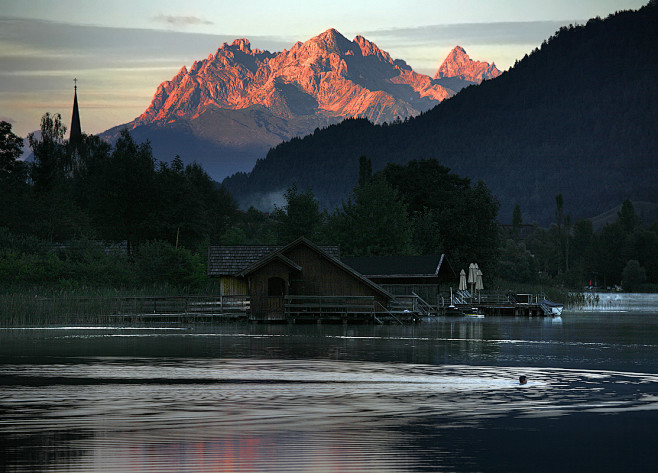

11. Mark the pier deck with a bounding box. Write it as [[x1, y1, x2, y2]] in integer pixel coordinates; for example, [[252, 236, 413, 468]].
[[443, 292, 560, 317]]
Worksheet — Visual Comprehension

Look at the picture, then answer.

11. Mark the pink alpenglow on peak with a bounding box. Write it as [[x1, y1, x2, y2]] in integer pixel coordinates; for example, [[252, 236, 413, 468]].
[[134, 29, 500, 129], [434, 46, 501, 83]]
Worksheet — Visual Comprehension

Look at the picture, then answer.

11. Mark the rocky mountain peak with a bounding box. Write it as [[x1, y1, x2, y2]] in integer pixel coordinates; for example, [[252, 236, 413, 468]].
[[134, 29, 500, 130], [353, 35, 393, 63], [230, 38, 252, 53], [434, 46, 501, 83], [307, 28, 353, 55]]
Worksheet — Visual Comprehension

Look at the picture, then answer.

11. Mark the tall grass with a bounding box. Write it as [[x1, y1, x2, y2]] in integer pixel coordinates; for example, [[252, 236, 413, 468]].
[[0, 285, 223, 327], [0, 230, 224, 326]]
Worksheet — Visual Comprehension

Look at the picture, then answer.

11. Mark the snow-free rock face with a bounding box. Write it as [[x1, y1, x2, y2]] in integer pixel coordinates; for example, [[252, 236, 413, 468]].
[[134, 29, 496, 129], [111, 30, 500, 180], [434, 46, 501, 83]]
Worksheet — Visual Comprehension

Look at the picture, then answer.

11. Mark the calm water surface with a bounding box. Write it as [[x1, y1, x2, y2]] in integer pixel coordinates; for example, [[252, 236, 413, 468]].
[[2, 295, 658, 472]]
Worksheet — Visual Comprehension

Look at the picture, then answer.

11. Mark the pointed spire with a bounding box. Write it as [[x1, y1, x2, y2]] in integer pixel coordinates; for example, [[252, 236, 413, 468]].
[[69, 78, 82, 144]]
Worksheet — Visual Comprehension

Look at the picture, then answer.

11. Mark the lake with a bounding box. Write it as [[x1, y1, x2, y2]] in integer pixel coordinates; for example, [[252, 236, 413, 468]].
[[2, 294, 658, 472]]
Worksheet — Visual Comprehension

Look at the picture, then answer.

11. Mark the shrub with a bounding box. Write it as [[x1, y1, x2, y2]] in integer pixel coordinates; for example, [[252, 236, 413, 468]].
[[622, 259, 647, 292], [133, 240, 206, 290]]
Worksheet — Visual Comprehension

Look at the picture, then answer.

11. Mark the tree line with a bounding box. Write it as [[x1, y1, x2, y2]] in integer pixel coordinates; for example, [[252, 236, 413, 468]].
[[501, 198, 658, 291], [1, 116, 655, 293], [1, 115, 235, 290]]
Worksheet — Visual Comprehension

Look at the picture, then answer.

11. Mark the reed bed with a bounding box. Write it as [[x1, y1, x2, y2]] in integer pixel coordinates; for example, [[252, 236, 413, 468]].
[[0, 286, 231, 327]]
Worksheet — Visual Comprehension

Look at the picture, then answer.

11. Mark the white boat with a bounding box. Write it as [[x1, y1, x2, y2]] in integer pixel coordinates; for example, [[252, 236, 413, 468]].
[[540, 299, 563, 316]]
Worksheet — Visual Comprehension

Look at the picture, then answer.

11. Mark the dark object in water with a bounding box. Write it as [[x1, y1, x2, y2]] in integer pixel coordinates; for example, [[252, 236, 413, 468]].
[[519, 375, 527, 385]]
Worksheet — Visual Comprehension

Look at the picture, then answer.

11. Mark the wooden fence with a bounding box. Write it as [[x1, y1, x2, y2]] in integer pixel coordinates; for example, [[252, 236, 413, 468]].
[[1, 295, 250, 326]]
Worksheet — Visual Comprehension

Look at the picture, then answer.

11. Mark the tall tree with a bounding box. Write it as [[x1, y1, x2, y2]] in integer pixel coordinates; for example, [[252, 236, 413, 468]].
[[27, 113, 92, 240], [0, 121, 25, 178], [333, 174, 413, 256], [28, 113, 68, 193], [91, 129, 156, 254], [184, 162, 237, 246], [617, 199, 639, 233], [357, 155, 372, 187], [571, 218, 595, 281], [553, 193, 572, 273], [512, 204, 523, 242], [273, 183, 323, 244], [0, 121, 31, 233], [380, 159, 499, 271]]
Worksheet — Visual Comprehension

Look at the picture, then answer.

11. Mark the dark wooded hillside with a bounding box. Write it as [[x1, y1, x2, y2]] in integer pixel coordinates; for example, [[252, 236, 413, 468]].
[[223, 3, 658, 225]]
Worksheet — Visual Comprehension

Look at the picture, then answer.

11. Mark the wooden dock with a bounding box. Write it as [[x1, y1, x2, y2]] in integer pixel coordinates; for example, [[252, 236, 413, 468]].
[[277, 295, 420, 325], [443, 292, 561, 317]]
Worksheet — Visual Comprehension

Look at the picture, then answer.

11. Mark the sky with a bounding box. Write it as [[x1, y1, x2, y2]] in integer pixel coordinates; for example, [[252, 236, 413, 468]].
[[0, 0, 648, 138]]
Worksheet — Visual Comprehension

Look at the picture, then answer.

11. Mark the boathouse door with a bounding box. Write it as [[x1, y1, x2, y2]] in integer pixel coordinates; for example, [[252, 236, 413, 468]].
[[267, 277, 286, 318]]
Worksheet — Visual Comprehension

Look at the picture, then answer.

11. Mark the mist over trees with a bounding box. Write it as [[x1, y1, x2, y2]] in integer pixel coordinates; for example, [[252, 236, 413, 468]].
[[223, 3, 658, 226]]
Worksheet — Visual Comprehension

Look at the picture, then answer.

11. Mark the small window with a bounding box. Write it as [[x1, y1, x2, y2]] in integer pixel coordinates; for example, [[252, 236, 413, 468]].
[[268, 277, 286, 297]]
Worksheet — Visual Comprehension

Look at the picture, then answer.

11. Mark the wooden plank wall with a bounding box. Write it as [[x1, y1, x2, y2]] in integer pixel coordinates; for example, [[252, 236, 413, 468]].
[[283, 245, 388, 305], [249, 260, 292, 318], [220, 276, 248, 296]]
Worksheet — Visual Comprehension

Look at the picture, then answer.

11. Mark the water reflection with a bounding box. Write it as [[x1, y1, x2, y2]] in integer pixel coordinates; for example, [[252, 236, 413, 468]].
[[2, 314, 658, 472], [3, 355, 658, 472]]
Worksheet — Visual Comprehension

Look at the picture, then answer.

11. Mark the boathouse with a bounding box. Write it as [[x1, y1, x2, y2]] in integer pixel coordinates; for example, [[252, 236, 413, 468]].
[[341, 254, 455, 306], [207, 238, 392, 322]]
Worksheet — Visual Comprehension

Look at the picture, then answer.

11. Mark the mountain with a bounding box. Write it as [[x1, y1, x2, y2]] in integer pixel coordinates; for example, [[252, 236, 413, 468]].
[[434, 46, 501, 83], [589, 201, 658, 231], [100, 31, 498, 177], [223, 3, 658, 226]]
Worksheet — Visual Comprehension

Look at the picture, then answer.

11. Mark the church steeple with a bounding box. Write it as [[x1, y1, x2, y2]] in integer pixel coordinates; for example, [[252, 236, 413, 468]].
[[69, 78, 82, 144]]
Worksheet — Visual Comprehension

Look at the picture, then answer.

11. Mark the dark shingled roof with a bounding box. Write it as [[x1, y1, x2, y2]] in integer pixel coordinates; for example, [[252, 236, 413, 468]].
[[341, 255, 452, 279], [237, 252, 302, 277], [208, 244, 340, 276]]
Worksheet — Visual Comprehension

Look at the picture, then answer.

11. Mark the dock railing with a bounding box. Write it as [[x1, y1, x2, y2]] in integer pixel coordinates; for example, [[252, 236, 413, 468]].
[[390, 293, 436, 317], [104, 295, 250, 320], [284, 295, 375, 320], [412, 291, 436, 316], [12, 295, 252, 325], [442, 290, 540, 308]]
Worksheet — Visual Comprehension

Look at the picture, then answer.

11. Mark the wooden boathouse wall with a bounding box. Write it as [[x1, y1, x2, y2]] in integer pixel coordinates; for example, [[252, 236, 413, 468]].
[[246, 259, 295, 320], [285, 244, 388, 302], [245, 242, 390, 321]]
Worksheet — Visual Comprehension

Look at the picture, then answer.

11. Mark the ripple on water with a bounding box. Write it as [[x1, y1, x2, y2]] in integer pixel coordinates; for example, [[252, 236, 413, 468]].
[[2, 359, 658, 472]]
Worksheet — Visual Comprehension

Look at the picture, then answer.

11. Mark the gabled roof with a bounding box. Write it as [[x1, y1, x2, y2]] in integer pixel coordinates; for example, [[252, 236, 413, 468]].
[[238, 252, 302, 277], [223, 237, 391, 299], [272, 237, 392, 299], [341, 254, 455, 280], [207, 244, 339, 276]]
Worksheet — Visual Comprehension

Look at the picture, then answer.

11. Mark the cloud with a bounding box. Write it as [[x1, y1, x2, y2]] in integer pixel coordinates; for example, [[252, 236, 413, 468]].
[[356, 20, 579, 74], [0, 17, 291, 60], [152, 14, 214, 27], [363, 20, 578, 47], [0, 17, 296, 136]]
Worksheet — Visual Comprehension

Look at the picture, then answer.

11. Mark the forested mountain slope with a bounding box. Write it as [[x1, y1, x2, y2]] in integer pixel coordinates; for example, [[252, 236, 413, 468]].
[[224, 3, 658, 225]]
